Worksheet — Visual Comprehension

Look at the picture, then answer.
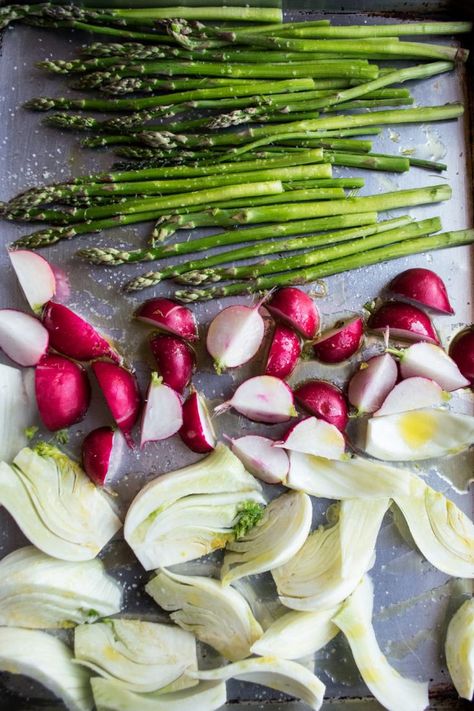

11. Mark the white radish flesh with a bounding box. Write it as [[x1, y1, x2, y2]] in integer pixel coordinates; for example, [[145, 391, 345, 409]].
[[206, 303, 265, 372], [397, 342, 470, 391], [348, 353, 398, 414], [374, 377, 447, 417], [275, 417, 345, 460], [9, 251, 56, 314], [228, 435, 289, 484], [141, 373, 183, 447], [0, 309, 49, 367], [180, 391, 216, 453], [216, 376, 296, 424]]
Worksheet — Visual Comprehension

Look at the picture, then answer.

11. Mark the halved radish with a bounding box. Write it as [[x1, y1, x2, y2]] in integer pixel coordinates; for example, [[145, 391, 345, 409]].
[[312, 316, 363, 364], [264, 324, 301, 380], [389, 268, 454, 314], [274, 416, 345, 459], [92, 360, 141, 447], [82, 426, 123, 486], [394, 342, 469, 392], [179, 390, 216, 453], [368, 302, 439, 344], [348, 353, 398, 414], [141, 372, 183, 447], [294, 380, 348, 432], [226, 434, 289, 484], [135, 298, 198, 342], [9, 250, 56, 314], [35, 354, 90, 431], [206, 301, 265, 372], [149, 333, 195, 394], [0, 309, 49, 367], [265, 287, 320, 339], [215, 376, 296, 424], [449, 328, 474, 385], [374, 377, 447, 417], [42, 301, 120, 363]]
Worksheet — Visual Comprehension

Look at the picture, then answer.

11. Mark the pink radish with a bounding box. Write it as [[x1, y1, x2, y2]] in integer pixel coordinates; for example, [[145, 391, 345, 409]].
[[274, 416, 345, 459], [389, 268, 454, 314], [312, 316, 363, 363], [141, 372, 183, 447], [264, 324, 301, 379], [294, 380, 348, 432], [149, 333, 195, 394], [135, 298, 198, 342], [92, 360, 141, 447], [35, 354, 90, 431], [348, 353, 398, 414], [226, 434, 289, 484], [215, 375, 296, 424], [9, 250, 56, 314], [392, 342, 470, 392], [179, 390, 216, 453], [0, 309, 49, 367], [265, 287, 320, 339], [42, 301, 120, 363], [374, 376, 447, 417], [206, 301, 265, 372], [449, 328, 474, 385], [82, 426, 123, 486], [368, 302, 439, 344]]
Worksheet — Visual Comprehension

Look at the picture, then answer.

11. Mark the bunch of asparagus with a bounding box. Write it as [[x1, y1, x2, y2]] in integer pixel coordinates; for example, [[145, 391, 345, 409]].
[[2, 5, 473, 301]]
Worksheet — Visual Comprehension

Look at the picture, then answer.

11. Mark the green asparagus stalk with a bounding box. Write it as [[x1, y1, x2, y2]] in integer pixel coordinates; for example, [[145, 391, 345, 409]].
[[324, 151, 410, 172], [273, 21, 473, 38], [84, 6, 284, 24], [175, 229, 474, 302], [24, 16, 174, 42]]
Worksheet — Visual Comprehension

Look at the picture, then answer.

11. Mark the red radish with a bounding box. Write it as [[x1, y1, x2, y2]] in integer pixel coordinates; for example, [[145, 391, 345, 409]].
[[9, 250, 56, 314], [141, 372, 183, 447], [392, 342, 470, 392], [265, 287, 320, 339], [215, 375, 296, 424], [50, 263, 71, 301], [206, 301, 265, 372], [449, 328, 474, 385], [348, 353, 398, 414], [149, 333, 195, 394], [294, 380, 348, 432], [135, 298, 197, 342], [368, 302, 439, 344], [264, 324, 301, 379], [82, 426, 123, 486], [35, 354, 90, 431], [92, 360, 141, 447], [389, 268, 454, 314], [312, 316, 363, 363], [0, 309, 49, 367], [374, 376, 447, 417], [226, 434, 289, 484], [275, 416, 345, 459], [179, 390, 216, 453], [42, 301, 120, 363]]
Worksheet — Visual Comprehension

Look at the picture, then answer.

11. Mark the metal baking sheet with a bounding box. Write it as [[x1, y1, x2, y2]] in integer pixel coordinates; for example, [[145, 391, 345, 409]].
[[0, 2, 473, 708]]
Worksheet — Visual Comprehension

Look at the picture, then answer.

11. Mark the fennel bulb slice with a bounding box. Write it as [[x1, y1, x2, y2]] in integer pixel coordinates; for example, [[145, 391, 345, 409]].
[[333, 576, 429, 711], [0, 363, 36, 462], [191, 657, 325, 711], [0, 546, 122, 628], [365, 408, 474, 461], [124, 443, 264, 569], [91, 679, 226, 711], [286, 450, 410, 499], [273, 498, 389, 611], [221, 490, 312, 585], [0, 444, 121, 561], [445, 598, 474, 700], [393, 475, 474, 578], [250, 607, 339, 660], [146, 568, 263, 661], [0, 626, 93, 711], [74, 619, 197, 694]]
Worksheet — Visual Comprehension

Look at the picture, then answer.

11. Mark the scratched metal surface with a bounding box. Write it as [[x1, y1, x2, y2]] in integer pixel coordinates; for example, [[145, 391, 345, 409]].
[[0, 4, 473, 710]]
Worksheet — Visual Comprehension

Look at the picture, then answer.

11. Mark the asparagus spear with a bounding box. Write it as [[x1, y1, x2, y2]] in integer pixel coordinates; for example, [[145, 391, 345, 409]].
[[175, 229, 474, 302], [324, 151, 410, 172], [272, 21, 473, 38]]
